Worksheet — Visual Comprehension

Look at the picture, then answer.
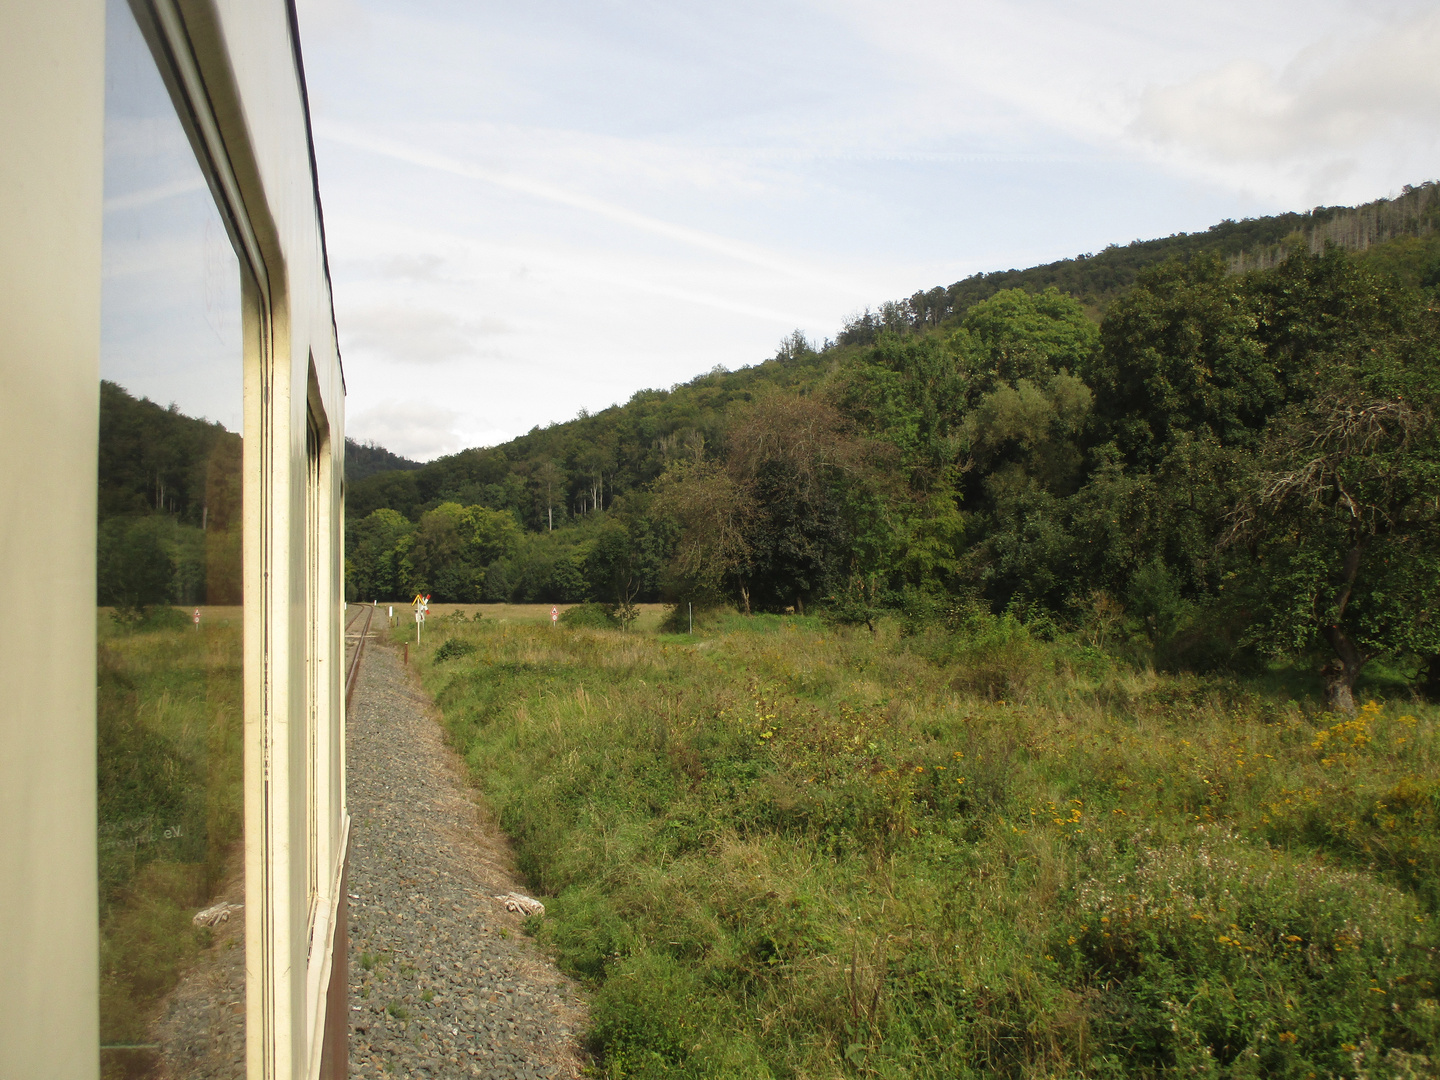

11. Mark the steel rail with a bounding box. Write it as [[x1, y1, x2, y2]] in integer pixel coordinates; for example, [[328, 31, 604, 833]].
[[344, 602, 375, 712]]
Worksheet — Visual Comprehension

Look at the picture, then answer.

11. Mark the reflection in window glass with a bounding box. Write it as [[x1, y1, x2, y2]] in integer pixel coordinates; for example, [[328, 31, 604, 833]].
[[98, 1, 244, 1076]]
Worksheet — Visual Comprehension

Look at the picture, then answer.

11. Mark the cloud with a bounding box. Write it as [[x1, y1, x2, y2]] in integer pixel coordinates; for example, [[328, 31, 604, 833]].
[[347, 399, 468, 461], [381, 252, 446, 281], [1133, 8, 1440, 165], [818, 0, 1440, 206], [292, 0, 364, 37], [340, 303, 511, 365]]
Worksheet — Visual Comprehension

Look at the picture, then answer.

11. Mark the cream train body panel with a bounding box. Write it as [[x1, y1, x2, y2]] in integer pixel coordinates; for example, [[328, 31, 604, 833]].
[[0, 2, 348, 1077]]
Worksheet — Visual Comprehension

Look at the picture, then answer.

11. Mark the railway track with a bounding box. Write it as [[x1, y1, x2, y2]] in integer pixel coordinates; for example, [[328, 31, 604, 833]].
[[344, 602, 376, 712]]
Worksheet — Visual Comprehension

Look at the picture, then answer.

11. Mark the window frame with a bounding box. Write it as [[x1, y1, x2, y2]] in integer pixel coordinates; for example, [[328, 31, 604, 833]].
[[116, 3, 350, 1077]]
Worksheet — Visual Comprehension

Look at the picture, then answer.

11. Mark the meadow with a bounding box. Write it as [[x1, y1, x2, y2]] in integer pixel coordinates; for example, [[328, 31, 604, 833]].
[[395, 601, 673, 634], [408, 609, 1440, 1080], [96, 605, 244, 1059]]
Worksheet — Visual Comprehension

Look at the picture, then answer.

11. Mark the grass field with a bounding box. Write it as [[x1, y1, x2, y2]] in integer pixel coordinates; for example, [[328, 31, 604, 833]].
[[377, 601, 674, 633], [407, 610, 1440, 1080], [96, 605, 243, 1061]]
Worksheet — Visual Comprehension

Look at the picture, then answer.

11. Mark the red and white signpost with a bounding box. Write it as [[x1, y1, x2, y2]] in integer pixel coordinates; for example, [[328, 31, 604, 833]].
[[550, 606, 558, 628]]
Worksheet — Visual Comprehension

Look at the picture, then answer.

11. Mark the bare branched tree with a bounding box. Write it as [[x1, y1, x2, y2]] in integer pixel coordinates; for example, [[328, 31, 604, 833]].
[[1226, 398, 1423, 546], [1225, 392, 1433, 713]]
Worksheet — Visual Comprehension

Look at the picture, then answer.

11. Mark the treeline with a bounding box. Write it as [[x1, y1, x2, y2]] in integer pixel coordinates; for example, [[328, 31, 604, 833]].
[[97, 380, 242, 610], [840, 180, 1440, 342], [345, 345, 835, 527], [346, 191, 1440, 710], [344, 437, 421, 483]]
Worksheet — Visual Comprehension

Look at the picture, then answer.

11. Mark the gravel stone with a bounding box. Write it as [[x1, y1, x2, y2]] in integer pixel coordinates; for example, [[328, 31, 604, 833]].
[[347, 635, 588, 1079], [149, 858, 246, 1079]]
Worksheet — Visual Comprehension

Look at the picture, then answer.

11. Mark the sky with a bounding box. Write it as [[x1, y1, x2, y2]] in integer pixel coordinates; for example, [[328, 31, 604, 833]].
[[102, 0, 243, 432], [291, 0, 1440, 461]]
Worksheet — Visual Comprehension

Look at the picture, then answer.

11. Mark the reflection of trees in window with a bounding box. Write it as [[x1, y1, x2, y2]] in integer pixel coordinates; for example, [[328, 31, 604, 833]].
[[97, 380, 241, 612]]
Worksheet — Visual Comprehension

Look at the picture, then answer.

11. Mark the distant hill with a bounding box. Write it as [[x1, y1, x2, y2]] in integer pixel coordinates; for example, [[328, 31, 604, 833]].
[[99, 380, 241, 527], [97, 380, 243, 606], [842, 180, 1440, 341], [347, 180, 1440, 530], [345, 437, 422, 484]]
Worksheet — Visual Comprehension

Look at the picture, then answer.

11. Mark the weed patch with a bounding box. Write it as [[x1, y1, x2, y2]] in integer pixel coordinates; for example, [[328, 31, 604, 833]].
[[414, 618, 1440, 1078]]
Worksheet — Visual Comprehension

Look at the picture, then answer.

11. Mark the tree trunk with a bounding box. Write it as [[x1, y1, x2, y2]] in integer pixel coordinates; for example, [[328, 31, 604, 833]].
[[1317, 540, 1366, 715], [1421, 655, 1440, 702], [1319, 623, 1365, 715], [740, 585, 751, 617]]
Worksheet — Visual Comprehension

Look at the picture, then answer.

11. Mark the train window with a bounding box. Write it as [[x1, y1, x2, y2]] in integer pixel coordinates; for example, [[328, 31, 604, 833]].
[[306, 404, 323, 924], [98, 1, 245, 1075]]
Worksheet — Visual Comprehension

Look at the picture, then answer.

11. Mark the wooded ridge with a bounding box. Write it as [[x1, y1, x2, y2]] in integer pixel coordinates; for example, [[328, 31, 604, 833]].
[[108, 183, 1440, 712]]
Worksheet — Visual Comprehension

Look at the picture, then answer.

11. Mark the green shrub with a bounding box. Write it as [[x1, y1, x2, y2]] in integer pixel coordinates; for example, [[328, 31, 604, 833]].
[[588, 953, 708, 1077], [559, 602, 614, 629], [111, 604, 190, 632], [433, 637, 477, 662], [912, 605, 1051, 700], [657, 603, 737, 634]]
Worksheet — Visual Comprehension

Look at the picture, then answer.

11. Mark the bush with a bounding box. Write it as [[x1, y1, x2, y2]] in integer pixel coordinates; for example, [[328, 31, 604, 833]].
[[559, 603, 614, 629], [433, 637, 477, 662], [1065, 825, 1439, 1075], [587, 952, 706, 1076], [657, 603, 730, 633], [111, 605, 190, 632], [915, 604, 1051, 700]]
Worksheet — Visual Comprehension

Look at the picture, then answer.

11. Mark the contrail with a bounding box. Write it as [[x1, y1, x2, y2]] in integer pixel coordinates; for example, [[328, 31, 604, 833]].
[[315, 120, 870, 297], [320, 214, 831, 330], [104, 176, 207, 213]]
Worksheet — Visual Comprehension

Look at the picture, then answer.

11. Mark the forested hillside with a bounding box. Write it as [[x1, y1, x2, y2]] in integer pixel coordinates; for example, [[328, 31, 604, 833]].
[[98, 381, 242, 609], [346, 184, 1440, 711], [345, 436, 421, 483], [851, 179, 1440, 335]]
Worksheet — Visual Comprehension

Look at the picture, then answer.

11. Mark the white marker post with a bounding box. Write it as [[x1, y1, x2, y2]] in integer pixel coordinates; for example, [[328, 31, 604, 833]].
[[193, 608, 201, 631], [551, 606, 558, 628]]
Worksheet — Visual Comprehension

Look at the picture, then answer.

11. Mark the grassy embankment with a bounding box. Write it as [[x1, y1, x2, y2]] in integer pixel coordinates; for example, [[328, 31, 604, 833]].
[[97, 606, 243, 1055], [409, 609, 1439, 1079]]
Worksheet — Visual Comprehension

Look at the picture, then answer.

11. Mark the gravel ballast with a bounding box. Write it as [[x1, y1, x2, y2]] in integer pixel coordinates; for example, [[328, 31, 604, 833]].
[[346, 636, 588, 1079]]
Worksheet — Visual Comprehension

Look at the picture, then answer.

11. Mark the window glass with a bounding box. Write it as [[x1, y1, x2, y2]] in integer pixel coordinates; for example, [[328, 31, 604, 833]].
[[98, 1, 244, 1075]]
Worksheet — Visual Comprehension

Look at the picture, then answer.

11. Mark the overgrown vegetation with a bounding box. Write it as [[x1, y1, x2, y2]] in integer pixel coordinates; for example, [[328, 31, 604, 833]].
[[413, 615, 1440, 1079], [97, 609, 243, 1055]]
